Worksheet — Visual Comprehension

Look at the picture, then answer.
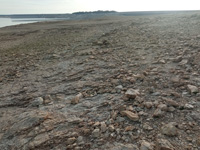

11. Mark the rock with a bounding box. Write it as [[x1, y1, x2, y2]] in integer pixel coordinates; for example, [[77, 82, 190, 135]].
[[116, 85, 123, 90], [100, 122, 107, 133], [159, 59, 166, 64], [125, 89, 140, 99], [187, 85, 199, 94], [156, 139, 174, 150], [143, 123, 153, 131], [197, 136, 200, 146], [167, 106, 175, 112], [157, 104, 168, 111], [30, 97, 43, 107], [144, 102, 153, 109], [43, 95, 53, 104], [171, 76, 180, 83], [109, 143, 139, 150], [71, 93, 83, 104], [93, 121, 100, 127], [120, 110, 139, 121], [77, 136, 83, 144], [125, 125, 135, 132], [68, 116, 83, 124], [140, 140, 154, 150], [161, 122, 178, 136], [111, 110, 118, 120], [152, 92, 160, 96], [179, 59, 188, 65], [92, 129, 100, 138], [184, 104, 194, 109], [153, 109, 163, 117], [173, 56, 182, 62], [170, 91, 181, 98], [66, 137, 76, 145], [116, 116, 125, 123], [108, 125, 115, 132], [29, 133, 50, 149], [165, 99, 179, 107], [74, 147, 82, 150]]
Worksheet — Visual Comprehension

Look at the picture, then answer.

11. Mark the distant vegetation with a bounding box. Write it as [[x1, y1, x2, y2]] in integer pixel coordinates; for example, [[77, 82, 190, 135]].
[[72, 10, 117, 15]]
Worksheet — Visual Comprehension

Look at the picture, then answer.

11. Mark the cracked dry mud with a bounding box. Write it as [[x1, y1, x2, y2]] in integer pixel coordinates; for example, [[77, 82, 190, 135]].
[[0, 12, 200, 150]]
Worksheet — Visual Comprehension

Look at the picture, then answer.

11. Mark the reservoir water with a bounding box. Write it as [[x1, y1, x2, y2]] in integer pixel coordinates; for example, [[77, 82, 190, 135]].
[[0, 18, 59, 28]]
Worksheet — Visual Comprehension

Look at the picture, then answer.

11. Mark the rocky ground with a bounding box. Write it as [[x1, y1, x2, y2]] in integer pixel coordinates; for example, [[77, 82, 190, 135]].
[[0, 12, 200, 150]]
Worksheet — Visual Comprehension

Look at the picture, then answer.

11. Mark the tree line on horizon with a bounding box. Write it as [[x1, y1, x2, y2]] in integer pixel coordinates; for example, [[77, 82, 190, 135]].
[[72, 10, 117, 15]]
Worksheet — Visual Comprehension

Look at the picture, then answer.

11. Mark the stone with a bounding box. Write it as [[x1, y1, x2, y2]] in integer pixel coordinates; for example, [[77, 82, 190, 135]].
[[116, 85, 123, 90], [157, 104, 168, 111], [125, 89, 140, 99], [179, 59, 188, 65], [111, 110, 118, 120], [144, 102, 153, 109], [93, 121, 100, 127], [167, 107, 175, 112], [153, 109, 163, 117], [159, 59, 166, 64], [125, 126, 135, 132], [161, 122, 178, 136], [108, 125, 115, 132], [29, 133, 50, 148], [165, 99, 179, 107], [71, 93, 83, 104], [173, 56, 182, 62], [184, 104, 194, 109], [156, 139, 174, 150], [109, 143, 139, 150], [100, 122, 107, 133], [120, 110, 139, 121], [116, 116, 125, 123], [30, 97, 43, 107], [143, 123, 153, 131], [140, 140, 154, 150], [187, 85, 199, 93], [152, 92, 161, 96], [171, 76, 180, 83], [77, 136, 83, 144], [66, 137, 76, 145], [44, 95, 53, 104], [92, 129, 100, 138], [197, 136, 200, 146]]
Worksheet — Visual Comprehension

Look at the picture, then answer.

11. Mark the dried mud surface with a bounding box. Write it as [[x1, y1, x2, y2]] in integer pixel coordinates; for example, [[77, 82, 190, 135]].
[[0, 12, 200, 150]]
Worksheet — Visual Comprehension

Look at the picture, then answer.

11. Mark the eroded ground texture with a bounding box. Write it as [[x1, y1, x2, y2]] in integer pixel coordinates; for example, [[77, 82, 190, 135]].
[[0, 12, 200, 150]]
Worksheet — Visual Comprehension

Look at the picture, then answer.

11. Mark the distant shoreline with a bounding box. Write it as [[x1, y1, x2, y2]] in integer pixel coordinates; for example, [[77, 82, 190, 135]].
[[0, 10, 199, 28], [0, 10, 199, 19]]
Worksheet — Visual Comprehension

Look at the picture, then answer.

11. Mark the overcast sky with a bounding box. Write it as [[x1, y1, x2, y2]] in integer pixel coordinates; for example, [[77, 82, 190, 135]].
[[0, 0, 200, 14]]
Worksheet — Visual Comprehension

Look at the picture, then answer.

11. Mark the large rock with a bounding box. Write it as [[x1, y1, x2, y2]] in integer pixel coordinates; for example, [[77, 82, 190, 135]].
[[140, 140, 154, 150], [153, 109, 163, 117], [156, 139, 174, 150], [120, 110, 139, 121], [29, 97, 44, 107], [0, 110, 69, 150], [187, 85, 199, 94], [92, 128, 100, 138], [125, 89, 140, 99], [161, 122, 178, 136], [71, 93, 83, 104]]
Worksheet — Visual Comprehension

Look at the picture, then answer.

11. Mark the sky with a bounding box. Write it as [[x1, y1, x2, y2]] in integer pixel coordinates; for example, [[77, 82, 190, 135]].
[[0, 0, 200, 14]]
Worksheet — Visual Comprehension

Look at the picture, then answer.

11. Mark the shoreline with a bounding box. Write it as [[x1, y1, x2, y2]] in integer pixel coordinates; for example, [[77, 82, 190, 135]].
[[0, 12, 200, 149]]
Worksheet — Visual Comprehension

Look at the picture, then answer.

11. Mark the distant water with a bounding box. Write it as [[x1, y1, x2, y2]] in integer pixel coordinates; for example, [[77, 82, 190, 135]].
[[0, 18, 59, 28]]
